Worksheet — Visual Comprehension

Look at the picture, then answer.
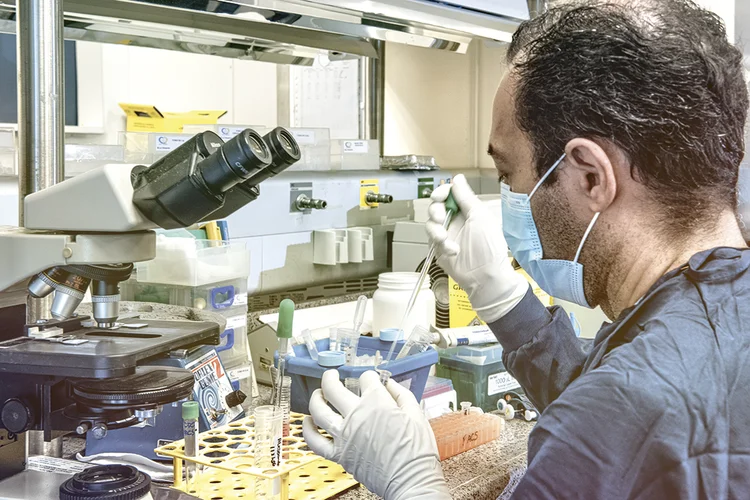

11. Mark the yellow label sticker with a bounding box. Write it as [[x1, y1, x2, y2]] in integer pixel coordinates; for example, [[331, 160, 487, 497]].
[[360, 179, 379, 209], [448, 269, 552, 327], [448, 277, 484, 328]]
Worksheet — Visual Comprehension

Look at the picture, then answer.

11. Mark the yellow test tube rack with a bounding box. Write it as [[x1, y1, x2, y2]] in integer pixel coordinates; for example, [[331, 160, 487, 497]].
[[155, 412, 358, 499]]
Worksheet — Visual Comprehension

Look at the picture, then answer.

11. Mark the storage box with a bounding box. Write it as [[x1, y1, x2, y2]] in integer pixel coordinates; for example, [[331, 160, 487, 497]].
[[119, 131, 194, 164], [64, 144, 125, 178], [119, 103, 226, 133], [278, 337, 438, 414], [135, 237, 250, 287], [121, 277, 248, 312], [331, 139, 379, 170], [288, 127, 331, 171], [183, 124, 269, 141], [436, 344, 522, 413]]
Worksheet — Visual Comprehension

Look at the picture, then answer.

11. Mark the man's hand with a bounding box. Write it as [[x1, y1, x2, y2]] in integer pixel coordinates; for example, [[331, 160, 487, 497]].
[[303, 370, 451, 500], [426, 174, 529, 323]]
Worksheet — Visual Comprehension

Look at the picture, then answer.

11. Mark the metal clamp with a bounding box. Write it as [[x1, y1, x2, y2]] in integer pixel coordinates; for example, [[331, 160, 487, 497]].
[[365, 191, 393, 205], [295, 194, 328, 211]]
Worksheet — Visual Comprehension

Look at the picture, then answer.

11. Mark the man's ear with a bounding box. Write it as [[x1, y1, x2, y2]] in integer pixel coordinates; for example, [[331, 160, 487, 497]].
[[564, 138, 617, 213]]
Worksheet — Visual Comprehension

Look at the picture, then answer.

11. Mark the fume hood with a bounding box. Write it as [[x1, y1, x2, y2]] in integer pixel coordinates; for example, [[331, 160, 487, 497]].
[[0, 0, 529, 65]]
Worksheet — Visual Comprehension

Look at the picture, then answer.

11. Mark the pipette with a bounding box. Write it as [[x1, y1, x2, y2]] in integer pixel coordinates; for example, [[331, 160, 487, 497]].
[[352, 295, 367, 333], [273, 298, 294, 407], [384, 190, 459, 365]]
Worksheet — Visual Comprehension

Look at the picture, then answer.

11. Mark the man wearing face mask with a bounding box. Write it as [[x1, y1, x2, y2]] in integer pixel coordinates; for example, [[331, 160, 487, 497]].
[[304, 0, 750, 498]]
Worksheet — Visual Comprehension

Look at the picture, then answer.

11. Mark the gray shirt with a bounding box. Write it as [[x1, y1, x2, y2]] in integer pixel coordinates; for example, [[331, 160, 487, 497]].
[[489, 247, 750, 499]]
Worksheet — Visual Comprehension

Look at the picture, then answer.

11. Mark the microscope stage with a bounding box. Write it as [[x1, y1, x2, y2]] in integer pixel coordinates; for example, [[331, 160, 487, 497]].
[[0, 320, 220, 378]]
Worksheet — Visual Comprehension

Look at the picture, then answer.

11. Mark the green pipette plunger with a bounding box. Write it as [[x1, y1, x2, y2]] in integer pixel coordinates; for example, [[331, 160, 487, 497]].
[[274, 299, 294, 406], [444, 190, 458, 217]]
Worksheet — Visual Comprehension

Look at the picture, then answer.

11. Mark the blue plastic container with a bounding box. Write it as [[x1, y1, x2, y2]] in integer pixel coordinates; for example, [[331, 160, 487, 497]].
[[275, 336, 438, 414]]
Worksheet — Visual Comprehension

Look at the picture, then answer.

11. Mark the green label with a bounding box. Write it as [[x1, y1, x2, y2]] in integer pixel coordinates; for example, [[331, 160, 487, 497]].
[[417, 177, 434, 199]]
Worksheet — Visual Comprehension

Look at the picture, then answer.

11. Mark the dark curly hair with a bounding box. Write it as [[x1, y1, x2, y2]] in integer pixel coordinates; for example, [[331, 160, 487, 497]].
[[508, 0, 748, 228]]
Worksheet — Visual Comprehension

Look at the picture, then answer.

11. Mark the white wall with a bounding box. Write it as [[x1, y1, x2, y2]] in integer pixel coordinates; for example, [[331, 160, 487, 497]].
[[476, 42, 508, 169], [76, 42, 279, 145], [383, 43, 478, 169], [696, 0, 735, 41]]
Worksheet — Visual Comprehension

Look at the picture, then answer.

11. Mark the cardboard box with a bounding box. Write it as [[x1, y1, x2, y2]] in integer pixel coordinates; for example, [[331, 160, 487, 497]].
[[119, 103, 226, 133]]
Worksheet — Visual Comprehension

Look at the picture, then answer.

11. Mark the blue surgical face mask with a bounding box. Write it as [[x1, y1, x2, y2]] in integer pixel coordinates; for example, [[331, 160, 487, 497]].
[[501, 153, 600, 308]]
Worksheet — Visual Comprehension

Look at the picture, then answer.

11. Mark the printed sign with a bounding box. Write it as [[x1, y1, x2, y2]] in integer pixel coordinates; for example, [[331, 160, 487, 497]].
[[291, 129, 315, 145], [488, 371, 521, 396], [343, 140, 368, 154], [154, 134, 188, 152]]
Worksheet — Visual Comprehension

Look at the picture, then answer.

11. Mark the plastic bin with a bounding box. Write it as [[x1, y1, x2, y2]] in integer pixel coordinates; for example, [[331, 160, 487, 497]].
[[120, 277, 248, 313], [135, 237, 249, 287], [288, 128, 331, 171], [436, 344, 522, 413], [64, 144, 125, 178], [119, 131, 193, 164], [331, 139, 379, 170], [277, 336, 438, 414], [182, 124, 268, 141]]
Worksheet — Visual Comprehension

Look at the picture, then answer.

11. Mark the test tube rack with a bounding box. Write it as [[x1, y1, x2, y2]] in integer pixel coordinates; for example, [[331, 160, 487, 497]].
[[155, 412, 358, 499], [429, 411, 504, 461]]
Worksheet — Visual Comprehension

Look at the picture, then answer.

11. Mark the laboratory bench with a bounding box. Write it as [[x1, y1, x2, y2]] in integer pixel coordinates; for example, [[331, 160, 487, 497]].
[[66, 300, 534, 499], [251, 384, 534, 500]]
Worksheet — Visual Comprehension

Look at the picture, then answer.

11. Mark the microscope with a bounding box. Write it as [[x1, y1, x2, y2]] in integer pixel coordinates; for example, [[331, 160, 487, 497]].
[[0, 127, 300, 483]]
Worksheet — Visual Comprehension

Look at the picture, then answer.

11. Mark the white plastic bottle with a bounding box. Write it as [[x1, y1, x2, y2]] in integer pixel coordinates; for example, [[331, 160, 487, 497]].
[[372, 272, 435, 337]]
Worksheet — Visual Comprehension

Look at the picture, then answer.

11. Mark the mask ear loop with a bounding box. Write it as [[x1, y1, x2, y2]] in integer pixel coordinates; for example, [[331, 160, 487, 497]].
[[573, 212, 600, 264], [529, 153, 567, 200]]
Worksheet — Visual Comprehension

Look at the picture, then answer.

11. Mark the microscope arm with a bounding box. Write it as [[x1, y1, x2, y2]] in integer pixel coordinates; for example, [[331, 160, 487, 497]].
[[0, 228, 155, 292]]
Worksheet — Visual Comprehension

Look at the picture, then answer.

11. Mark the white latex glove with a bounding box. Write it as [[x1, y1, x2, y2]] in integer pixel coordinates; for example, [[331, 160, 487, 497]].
[[426, 174, 528, 323], [303, 370, 450, 500]]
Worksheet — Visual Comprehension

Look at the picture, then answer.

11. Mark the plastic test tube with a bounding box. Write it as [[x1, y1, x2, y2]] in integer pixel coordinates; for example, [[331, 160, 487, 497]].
[[300, 329, 319, 361], [329, 327, 339, 352], [254, 405, 284, 498], [337, 328, 361, 365], [396, 325, 434, 360], [182, 401, 199, 492], [344, 377, 360, 396]]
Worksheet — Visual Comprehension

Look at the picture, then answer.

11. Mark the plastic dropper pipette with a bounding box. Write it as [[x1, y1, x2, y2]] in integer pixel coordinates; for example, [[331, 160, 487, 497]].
[[273, 299, 294, 407], [352, 295, 367, 333], [384, 190, 459, 365]]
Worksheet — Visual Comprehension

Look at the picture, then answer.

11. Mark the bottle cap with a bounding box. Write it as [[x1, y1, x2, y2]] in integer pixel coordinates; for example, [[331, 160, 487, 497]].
[[277, 298, 295, 339], [59, 465, 151, 500], [182, 401, 199, 420], [317, 350, 346, 368], [379, 328, 403, 342]]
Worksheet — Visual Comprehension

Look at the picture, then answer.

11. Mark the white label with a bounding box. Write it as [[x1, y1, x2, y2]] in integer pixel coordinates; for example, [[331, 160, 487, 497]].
[[226, 314, 247, 330], [234, 294, 248, 306], [217, 126, 245, 141], [343, 140, 368, 154], [487, 372, 520, 396], [27, 456, 91, 474], [292, 129, 315, 145], [228, 366, 253, 381], [154, 134, 188, 152], [156, 439, 174, 458]]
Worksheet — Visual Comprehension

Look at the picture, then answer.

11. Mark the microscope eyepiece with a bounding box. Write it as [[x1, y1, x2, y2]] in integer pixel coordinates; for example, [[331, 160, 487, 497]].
[[200, 129, 272, 193], [131, 128, 277, 229]]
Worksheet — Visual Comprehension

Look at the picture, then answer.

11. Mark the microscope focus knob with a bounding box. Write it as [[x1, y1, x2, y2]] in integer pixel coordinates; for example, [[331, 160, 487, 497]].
[[1, 398, 34, 434]]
